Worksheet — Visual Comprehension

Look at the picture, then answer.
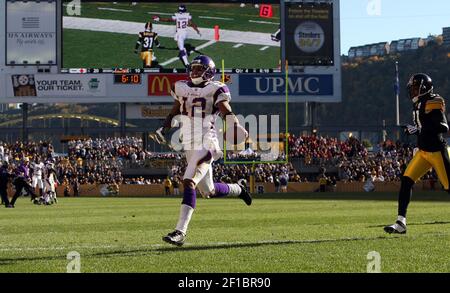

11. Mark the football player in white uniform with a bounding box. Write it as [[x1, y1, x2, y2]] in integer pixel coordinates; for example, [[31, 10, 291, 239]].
[[153, 4, 201, 68], [31, 157, 45, 199], [155, 55, 252, 246], [44, 162, 59, 204]]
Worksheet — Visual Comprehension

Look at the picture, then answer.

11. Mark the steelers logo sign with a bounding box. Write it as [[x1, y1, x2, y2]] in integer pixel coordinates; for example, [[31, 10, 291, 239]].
[[294, 21, 325, 53]]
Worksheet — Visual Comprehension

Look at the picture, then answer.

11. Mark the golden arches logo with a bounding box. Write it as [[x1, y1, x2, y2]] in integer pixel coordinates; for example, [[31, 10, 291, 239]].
[[150, 76, 171, 94]]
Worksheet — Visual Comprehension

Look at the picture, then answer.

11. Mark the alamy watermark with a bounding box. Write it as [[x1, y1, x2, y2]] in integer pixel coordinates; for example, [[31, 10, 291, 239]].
[[367, 251, 381, 273], [67, 251, 81, 273], [66, 0, 81, 16], [166, 113, 282, 161], [366, 0, 382, 16]]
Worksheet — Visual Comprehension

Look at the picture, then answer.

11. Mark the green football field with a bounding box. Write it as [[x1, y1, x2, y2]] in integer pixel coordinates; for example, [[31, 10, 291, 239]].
[[62, 2, 280, 69], [2, 192, 450, 273], [64, 2, 280, 33], [63, 29, 279, 69]]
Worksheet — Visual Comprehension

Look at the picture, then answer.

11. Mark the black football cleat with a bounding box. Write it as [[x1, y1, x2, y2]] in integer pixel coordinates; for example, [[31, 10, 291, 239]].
[[237, 179, 252, 206], [162, 230, 186, 247], [384, 220, 407, 234]]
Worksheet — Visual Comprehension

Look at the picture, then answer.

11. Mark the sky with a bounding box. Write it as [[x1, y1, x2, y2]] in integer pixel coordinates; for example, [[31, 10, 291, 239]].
[[340, 0, 450, 54]]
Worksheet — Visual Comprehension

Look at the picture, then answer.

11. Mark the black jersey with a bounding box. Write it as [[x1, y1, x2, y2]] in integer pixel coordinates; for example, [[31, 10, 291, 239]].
[[413, 93, 449, 152], [137, 31, 159, 52]]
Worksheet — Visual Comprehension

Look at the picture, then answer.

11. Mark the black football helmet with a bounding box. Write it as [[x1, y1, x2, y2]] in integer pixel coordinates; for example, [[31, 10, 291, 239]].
[[145, 22, 152, 32], [407, 73, 433, 103], [178, 4, 187, 13]]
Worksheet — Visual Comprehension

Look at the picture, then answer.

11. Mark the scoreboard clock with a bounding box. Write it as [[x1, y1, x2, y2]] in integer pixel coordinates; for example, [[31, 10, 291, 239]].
[[114, 74, 141, 84]]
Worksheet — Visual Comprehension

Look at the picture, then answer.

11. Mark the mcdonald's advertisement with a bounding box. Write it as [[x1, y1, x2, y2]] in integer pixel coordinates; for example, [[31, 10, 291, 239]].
[[147, 74, 188, 96]]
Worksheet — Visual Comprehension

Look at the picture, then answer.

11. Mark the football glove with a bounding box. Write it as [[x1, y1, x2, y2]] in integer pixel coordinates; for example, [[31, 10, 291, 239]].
[[404, 124, 420, 135], [154, 127, 167, 144]]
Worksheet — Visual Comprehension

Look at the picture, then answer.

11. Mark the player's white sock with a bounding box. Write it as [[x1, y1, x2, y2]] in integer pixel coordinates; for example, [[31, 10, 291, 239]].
[[175, 204, 194, 234], [227, 184, 242, 196], [397, 215, 406, 225], [182, 55, 189, 67]]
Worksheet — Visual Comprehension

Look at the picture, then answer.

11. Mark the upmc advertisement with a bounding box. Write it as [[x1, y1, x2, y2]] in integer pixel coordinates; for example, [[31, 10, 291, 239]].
[[238, 74, 333, 96]]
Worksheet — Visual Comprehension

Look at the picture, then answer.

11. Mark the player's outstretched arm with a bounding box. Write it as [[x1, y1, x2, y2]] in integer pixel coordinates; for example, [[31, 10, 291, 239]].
[[134, 34, 141, 54], [153, 15, 174, 22], [189, 21, 201, 36], [154, 100, 181, 144], [217, 101, 248, 138]]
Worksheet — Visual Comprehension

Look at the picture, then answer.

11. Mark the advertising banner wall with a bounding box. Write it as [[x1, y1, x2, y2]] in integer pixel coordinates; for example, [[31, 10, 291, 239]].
[[3, 73, 340, 103], [126, 104, 173, 119], [6, 0, 57, 65], [11, 74, 106, 97]]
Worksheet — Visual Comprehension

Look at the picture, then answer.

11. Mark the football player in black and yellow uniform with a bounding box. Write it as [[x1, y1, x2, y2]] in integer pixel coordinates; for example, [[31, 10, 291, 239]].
[[134, 22, 160, 68], [384, 73, 449, 234]]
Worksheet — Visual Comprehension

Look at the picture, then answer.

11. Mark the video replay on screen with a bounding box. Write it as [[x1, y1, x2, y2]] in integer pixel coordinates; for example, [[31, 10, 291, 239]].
[[62, 1, 281, 71]]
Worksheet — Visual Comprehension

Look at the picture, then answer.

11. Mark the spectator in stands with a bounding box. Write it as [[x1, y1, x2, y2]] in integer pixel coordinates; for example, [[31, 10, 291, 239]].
[[73, 178, 80, 197], [280, 173, 288, 193], [274, 175, 280, 193], [330, 176, 337, 192], [172, 177, 180, 196], [164, 177, 172, 196]]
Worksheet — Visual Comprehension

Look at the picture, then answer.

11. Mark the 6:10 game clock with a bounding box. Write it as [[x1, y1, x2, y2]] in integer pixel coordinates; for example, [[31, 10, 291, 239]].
[[113, 74, 141, 84]]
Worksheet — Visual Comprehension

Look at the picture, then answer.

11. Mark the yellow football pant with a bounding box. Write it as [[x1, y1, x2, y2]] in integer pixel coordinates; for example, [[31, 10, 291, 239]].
[[140, 51, 153, 67], [404, 148, 450, 190]]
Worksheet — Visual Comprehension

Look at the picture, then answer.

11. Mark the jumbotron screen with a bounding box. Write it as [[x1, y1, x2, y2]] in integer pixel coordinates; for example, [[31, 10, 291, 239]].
[[62, 1, 281, 72]]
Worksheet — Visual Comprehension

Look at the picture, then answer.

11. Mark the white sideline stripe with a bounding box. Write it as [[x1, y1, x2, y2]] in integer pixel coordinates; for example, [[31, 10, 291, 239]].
[[63, 17, 280, 47], [233, 43, 243, 48], [199, 16, 234, 21], [98, 7, 132, 13], [248, 20, 279, 25], [160, 40, 217, 66], [160, 57, 181, 66], [0, 237, 398, 252], [147, 11, 173, 16], [260, 46, 269, 51]]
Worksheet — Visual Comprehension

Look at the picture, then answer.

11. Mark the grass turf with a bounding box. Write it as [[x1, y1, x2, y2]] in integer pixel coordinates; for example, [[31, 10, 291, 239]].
[[63, 29, 279, 69], [64, 2, 280, 33], [1, 192, 450, 273]]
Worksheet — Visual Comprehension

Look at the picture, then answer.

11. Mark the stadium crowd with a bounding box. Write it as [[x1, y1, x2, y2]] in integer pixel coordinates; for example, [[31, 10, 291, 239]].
[[0, 134, 436, 197]]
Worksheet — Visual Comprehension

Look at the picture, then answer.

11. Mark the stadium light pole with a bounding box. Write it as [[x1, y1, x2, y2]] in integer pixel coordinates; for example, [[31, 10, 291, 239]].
[[395, 61, 401, 141], [395, 61, 400, 127]]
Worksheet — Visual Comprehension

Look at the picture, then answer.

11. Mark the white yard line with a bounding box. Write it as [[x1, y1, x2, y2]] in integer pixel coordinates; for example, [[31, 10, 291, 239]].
[[160, 57, 182, 67], [160, 40, 217, 66], [233, 43, 244, 48], [199, 16, 234, 21], [259, 46, 269, 51], [147, 11, 173, 16], [97, 7, 132, 13], [195, 39, 218, 50], [63, 16, 280, 47], [248, 20, 279, 25]]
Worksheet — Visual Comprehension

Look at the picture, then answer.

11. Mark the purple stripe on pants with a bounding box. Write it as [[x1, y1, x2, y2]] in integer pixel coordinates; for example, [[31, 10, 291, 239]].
[[182, 186, 197, 208], [210, 183, 230, 198]]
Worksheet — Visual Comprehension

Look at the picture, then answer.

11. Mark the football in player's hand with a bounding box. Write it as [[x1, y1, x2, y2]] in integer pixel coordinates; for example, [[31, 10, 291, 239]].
[[225, 123, 248, 145]]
